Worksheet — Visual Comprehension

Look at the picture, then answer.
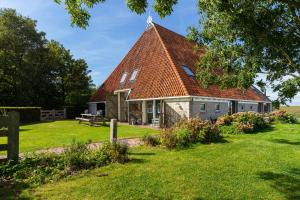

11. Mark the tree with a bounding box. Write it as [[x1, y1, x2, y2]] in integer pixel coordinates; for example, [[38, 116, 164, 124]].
[[54, 0, 178, 28], [55, 0, 300, 104], [186, 0, 300, 104], [0, 9, 93, 108]]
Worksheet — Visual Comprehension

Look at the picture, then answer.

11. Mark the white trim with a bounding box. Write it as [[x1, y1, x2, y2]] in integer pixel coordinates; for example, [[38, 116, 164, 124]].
[[127, 95, 271, 103], [127, 96, 191, 102], [238, 101, 259, 105], [193, 98, 229, 103], [192, 96, 270, 103], [114, 88, 131, 94]]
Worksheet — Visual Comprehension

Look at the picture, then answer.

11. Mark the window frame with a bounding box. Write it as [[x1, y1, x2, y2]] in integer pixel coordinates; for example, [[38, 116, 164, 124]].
[[182, 65, 195, 77], [120, 72, 128, 84], [241, 104, 244, 110], [200, 103, 206, 112], [129, 69, 139, 82]]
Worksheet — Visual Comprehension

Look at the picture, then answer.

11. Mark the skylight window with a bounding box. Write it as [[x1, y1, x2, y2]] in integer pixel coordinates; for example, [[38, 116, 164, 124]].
[[182, 65, 195, 77], [129, 69, 139, 81], [120, 72, 128, 83]]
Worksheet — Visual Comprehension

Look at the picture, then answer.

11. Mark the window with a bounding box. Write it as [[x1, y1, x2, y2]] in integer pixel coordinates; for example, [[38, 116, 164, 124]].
[[241, 105, 244, 110], [120, 72, 128, 83], [200, 103, 206, 112], [182, 65, 195, 77], [215, 103, 220, 112], [129, 69, 138, 81], [250, 105, 253, 110]]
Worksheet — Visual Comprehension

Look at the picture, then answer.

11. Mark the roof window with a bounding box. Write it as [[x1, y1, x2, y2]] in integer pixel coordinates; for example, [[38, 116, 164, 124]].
[[182, 65, 195, 77], [129, 69, 139, 81], [120, 72, 128, 83]]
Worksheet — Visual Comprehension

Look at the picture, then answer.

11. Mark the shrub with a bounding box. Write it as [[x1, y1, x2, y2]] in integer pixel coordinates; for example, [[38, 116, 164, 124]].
[[216, 114, 232, 126], [160, 129, 177, 149], [101, 142, 129, 164], [236, 122, 254, 133], [0, 141, 129, 186], [160, 118, 223, 148], [199, 124, 222, 143], [173, 118, 210, 143], [63, 141, 92, 170], [270, 110, 298, 124], [231, 112, 269, 132], [142, 135, 160, 147], [175, 128, 192, 147]]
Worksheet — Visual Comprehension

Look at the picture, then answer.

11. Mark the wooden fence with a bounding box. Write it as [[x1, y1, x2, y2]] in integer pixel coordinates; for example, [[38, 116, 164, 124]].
[[40, 109, 66, 121], [0, 111, 20, 161]]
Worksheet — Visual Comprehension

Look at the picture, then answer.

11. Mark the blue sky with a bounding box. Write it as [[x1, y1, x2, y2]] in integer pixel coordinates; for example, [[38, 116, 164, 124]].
[[1, 0, 299, 105]]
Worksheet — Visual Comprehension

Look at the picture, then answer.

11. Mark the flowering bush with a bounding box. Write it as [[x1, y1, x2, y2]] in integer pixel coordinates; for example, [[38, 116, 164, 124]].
[[270, 110, 298, 124], [199, 124, 222, 143], [216, 114, 233, 126], [160, 118, 223, 149], [231, 112, 269, 132]]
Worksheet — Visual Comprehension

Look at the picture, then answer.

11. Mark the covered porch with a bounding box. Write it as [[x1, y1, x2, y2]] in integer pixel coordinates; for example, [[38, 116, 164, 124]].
[[126, 100, 164, 128]]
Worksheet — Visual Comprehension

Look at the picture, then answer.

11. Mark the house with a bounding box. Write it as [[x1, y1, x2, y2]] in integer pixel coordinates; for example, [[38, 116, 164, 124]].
[[89, 21, 272, 127]]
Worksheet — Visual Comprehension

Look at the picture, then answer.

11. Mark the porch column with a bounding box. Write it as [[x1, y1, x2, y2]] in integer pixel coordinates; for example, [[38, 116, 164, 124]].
[[117, 92, 121, 120], [142, 100, 147, 124], [153, 100, 156, 120], [127, 101, 130, 124]]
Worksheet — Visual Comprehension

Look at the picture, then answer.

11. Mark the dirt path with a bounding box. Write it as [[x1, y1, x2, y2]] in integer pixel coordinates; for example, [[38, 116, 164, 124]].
[[0, 137, 142, 160]]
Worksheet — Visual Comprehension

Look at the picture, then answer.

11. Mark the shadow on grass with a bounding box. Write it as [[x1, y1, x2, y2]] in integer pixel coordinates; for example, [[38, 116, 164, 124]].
[[20, 128, 32, 132], [129, 158, 149, 164], [255, 126, 275, 134], [271, 139, 300, 145], [0, 179, 31, 200], [129, 152, 156, 156], [258, 168, 300, 199]]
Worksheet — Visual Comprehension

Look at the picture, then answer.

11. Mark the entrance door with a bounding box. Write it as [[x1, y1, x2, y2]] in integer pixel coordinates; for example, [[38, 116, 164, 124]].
[[230, 101, 238, 114]]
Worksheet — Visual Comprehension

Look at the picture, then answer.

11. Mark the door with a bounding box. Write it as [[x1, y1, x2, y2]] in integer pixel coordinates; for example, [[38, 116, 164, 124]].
[[230, 101, 238, 114]]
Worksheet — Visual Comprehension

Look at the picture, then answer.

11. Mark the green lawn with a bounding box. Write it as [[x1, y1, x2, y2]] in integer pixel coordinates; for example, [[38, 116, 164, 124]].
[[22, 122, 300, 199], [0, 120, 159, 154]]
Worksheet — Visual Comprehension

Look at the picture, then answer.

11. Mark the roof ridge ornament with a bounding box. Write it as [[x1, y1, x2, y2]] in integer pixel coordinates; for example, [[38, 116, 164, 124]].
[[146, 14, 154, 30]]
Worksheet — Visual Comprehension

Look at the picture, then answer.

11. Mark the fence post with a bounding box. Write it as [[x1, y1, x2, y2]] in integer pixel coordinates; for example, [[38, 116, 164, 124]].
[[7, 111, 19, 161], [110, 119, 117, 143]]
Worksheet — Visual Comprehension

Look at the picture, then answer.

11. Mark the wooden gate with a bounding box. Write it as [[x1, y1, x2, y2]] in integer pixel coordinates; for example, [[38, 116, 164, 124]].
[[40, 109, 66, 121], [0, 111, 20, 161]]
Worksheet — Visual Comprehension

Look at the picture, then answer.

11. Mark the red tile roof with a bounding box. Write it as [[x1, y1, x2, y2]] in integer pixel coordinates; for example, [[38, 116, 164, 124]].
[[90, 23, 270, 102]]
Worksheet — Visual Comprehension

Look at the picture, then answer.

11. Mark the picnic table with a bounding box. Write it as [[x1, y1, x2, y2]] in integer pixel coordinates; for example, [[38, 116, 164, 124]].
[[76, 114, 107, 126]]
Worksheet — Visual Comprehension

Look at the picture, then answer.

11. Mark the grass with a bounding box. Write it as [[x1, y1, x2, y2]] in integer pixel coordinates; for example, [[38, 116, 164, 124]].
[[17, 122, 300, 199], [0, 120, 159, 154], [280, 106, 300, 118]]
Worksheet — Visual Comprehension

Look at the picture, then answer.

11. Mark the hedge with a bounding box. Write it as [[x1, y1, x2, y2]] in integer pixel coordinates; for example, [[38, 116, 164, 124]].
[[0, 107, 41, 124]]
